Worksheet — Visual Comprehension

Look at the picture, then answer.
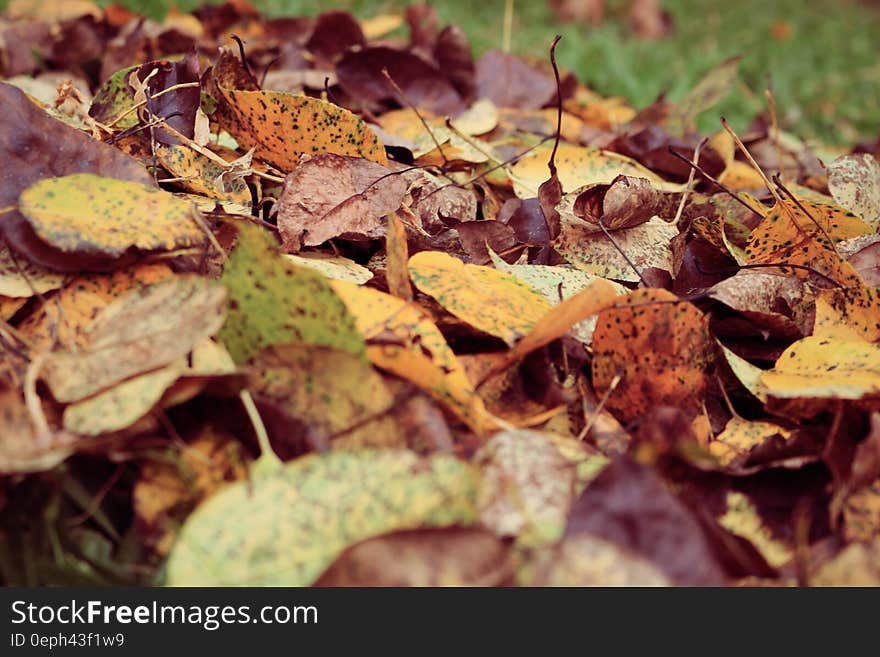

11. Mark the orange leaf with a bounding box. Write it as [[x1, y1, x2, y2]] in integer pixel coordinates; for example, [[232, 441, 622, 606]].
[[591, 289, 712, 423]]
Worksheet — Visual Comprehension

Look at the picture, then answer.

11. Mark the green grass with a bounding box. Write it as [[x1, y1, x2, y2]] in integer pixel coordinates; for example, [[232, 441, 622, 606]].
[[66, 1, 880, 144]]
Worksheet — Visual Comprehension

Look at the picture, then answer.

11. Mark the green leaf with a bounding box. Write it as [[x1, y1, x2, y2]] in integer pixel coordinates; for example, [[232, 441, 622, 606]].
[[165, 449, 479, 585], [218, 223, 365, 364]]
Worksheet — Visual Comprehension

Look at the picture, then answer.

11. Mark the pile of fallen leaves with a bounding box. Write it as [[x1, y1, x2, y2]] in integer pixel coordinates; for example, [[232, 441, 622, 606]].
[[1, 0, 879, 586]]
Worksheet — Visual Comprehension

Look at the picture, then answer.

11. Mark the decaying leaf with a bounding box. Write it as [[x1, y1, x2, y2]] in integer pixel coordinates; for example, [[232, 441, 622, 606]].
[[248, 344, 403, 450], [827, 153, 880, 230], [519, 534, 671, 586], [475, 429, 579, 546], [408, 250, 551, 346], [134, 428, 248, 555], [274, 154, 417, 252], [316, 527, 511, 586], [166, 449, 479, 585], [42, 275, 227, 402], [211, 51, 386, 171], [18, 174, 207, 259], [219, 223, 365, 364], [554, 216, 678, 282], [510, 143, 677, 198], [330, 279, 495, 433], [0, 242, 64, 297], [0, 387, 76, 474], [592, 288, 712, 422], [563, 458, 726, 585]]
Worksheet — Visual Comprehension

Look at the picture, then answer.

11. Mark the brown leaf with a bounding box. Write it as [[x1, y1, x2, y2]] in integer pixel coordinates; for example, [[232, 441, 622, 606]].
[[336, 46, 466, 116], [433, 25, 475, 102], [137, 50, 201, 146], [564, 457, 726, 585], [475, 50, 556, 110], [274, 154, 420, 252], [574, 174, 674, 230], [315, 527, 511, 586], [456, 221, 519, 265], [304, 10, 365, 63]]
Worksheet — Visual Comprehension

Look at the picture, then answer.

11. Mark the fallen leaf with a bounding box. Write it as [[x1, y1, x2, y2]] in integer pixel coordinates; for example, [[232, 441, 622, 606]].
[[408, 250, 550, 346], [520, 534, 671, 586], [336, 46, 466, 116], [0, 387, 76, 474], [554, 215, 678, 282], [166, 449, 479, 585], [0, 242, 64, 297], [760, 336, 880, 403], [219, 223, 365, 364], [62, 359, 187, 436], [281, 253, 373, 284], [563, 457, 726, 585], [316, 527, 511, 586], [510, 143, 677, 198], [330, 279, 495, 433], [248, 344, 403, 450], [0, 82, 155, 270], [274, 154, 416, 252], [210, 50, 386, 171], [475, 50, 555, 110], [475, 429, 579, 546], [42, 275, 227, 402], [718, 491, 794, 569], [811, 540, 880, 586], [592, 288, 712, 423], [133, 427, 248, 555], [670, 56, 742, 133], [827, 153, 880, 230], [18, 174, 206, 259]]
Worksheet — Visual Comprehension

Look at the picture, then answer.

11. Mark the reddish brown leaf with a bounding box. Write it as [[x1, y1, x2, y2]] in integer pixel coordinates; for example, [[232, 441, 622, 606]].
[[273, 154, 420, 252]]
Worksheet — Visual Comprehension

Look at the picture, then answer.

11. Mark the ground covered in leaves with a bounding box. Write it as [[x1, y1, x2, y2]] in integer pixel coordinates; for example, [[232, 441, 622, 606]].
[[1, 0, 880, 586]]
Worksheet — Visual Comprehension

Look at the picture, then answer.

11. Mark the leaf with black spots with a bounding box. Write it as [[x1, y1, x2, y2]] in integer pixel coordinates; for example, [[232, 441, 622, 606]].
[[218, 223, 365, 364]]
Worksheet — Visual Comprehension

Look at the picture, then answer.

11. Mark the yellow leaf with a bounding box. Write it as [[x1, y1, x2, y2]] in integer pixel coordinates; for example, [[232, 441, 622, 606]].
[[166, 449, 479, 585], [330, 280, 495, 433], [0, 242, 64, 297], [134, 428, 247, 555], [154, 144, 252, 208], [359, 13, 404, 39], [842, 478, 880, 543], [62, 359, 188, 436], [407, 251, 550, 346], [761, 336, 880, 401], [719, 491, 793, 568], [813, 285, 880, 342], [509, 143, 679, 197], [18, 174, 206, 258], [281, 253, 373, 284], [709, 416, 792, 466]]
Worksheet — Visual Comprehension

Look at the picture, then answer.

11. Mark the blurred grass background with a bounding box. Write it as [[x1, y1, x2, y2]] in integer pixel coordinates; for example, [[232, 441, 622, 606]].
[[34, 1, 880, 144]]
